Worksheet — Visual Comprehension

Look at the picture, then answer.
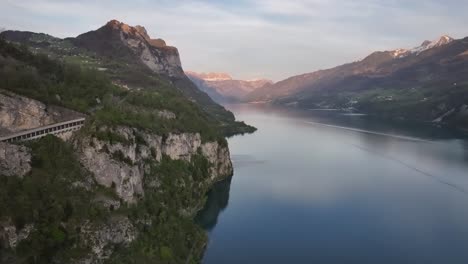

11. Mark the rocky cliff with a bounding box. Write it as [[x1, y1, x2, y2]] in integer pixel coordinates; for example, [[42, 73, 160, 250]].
[[0, 90, 84, 136], [0, 121, 233, 263], [73, 20, 183, 78], [76, 126, 232, 204], [0, 142, 31, 177]]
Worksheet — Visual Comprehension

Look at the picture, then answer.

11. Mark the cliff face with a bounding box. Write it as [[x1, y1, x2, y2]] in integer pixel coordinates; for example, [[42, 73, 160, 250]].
[[0, 123, 233, 263], [76, 126, 232, 204], [0, 91, 83, 135], [73, 20, 183, 78], [0, 142, 31, 177], [72, 126, 232, 262]]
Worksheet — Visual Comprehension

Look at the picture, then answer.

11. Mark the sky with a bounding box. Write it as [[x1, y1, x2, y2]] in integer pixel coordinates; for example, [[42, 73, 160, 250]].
[[1, 0, 468, 81]]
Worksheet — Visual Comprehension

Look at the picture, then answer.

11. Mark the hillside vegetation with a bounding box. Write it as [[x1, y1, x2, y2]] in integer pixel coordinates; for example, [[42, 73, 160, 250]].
[[0, 37, 231, 263]]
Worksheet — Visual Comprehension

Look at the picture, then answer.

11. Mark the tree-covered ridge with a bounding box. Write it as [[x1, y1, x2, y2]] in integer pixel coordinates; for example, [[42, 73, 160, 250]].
[[0, 38, 113, 113], [0, 38, 236, 141], [0, 29, 256, 136]]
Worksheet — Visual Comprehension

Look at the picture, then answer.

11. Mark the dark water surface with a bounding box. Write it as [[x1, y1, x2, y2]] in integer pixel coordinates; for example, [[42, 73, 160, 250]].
[[196, 104, 468, 264]]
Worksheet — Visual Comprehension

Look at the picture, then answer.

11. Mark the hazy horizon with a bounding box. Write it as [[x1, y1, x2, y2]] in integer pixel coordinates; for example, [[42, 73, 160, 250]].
[[1, 0, 468, 81]]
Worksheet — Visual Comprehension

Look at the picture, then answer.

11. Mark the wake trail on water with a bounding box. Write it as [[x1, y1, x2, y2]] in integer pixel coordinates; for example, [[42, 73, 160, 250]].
[[349, 143, 468, 195], [303, 121, 432, 142], [302, 120, 468, 195]]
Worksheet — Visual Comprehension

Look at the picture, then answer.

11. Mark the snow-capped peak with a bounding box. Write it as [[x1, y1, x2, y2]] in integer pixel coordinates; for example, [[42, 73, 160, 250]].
[[391, 35, 454, 58], [410, 35, 454, 54]]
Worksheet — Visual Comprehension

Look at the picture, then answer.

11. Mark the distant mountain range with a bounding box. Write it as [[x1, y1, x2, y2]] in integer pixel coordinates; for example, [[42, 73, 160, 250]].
[[186, 71, 272, 103], [246, 35, 468, 128]]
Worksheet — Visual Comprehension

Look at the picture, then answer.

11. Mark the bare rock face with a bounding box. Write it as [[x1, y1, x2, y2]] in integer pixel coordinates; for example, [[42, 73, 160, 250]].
[[78, 135, 145, 204], [201, 141, 232, 180], [80, 216, 137, 263], [162, 133, 202, 160], [117, 22, 183, 78], [0, 142, 31, 177], [76, 126, 233, 204], [0, 220, 34, 249], [74, 20, 184, 78], [0, 90, 84, 136]]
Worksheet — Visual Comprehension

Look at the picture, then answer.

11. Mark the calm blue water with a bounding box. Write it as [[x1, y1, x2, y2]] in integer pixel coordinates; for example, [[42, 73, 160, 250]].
[[196, 104, 468, 264]]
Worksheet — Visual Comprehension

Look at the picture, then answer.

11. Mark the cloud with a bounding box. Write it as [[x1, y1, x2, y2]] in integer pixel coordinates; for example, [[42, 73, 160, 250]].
[[1, 0, 467, 81]]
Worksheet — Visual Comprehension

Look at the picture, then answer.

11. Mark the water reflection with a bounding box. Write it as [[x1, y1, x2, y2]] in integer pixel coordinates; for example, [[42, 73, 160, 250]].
[[195, 177, 232, 231], [201, 104, 468, 264]]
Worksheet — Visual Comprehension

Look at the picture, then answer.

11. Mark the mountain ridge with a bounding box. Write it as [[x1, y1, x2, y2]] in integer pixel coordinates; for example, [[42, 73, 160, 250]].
[[1, 20, 256, 135], [245, 34, 468, 128], [187, 71, 272, 103]]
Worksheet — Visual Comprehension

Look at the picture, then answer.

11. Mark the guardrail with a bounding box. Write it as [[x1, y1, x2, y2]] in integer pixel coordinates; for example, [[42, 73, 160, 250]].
[[0, 118, 86, 143]]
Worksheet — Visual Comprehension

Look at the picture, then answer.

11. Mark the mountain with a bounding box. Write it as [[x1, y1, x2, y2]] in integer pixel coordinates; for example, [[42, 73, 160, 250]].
[[188, 72, 232, 81], [1, 20, 255, 135], [0, 20, 254, 263], [246, 35, 468, 128], [392, 35, 455, 58], [72, 20, 183, 78], [186, 71, 272, 103]]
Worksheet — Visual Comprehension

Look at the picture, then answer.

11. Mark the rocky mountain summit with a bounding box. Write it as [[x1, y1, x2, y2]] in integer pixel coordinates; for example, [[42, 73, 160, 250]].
[[73, 20, 183, 78], [391, 35, 455, 58]]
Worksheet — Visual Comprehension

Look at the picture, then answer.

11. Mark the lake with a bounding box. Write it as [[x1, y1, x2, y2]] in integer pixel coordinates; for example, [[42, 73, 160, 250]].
[[196, 104, 468, 264]]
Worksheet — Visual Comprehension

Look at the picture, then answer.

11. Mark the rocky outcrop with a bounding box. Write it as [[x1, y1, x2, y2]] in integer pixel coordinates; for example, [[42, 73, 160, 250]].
[[0, 221, 34, 249], [157, 110, 176, 119], [0, 142, 31, 177], [0, 90, 83, 135], [79, 216, 137, 263], [76, 126, 232, 203], [201, 141, 232, 180]]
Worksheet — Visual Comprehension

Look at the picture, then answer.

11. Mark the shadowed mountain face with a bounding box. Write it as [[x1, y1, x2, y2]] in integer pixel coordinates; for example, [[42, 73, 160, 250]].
[[72, 20, 183, 78], [186, 71, 272, 103], [0, 20, 256, 135], [246, 36, 468, 128]]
